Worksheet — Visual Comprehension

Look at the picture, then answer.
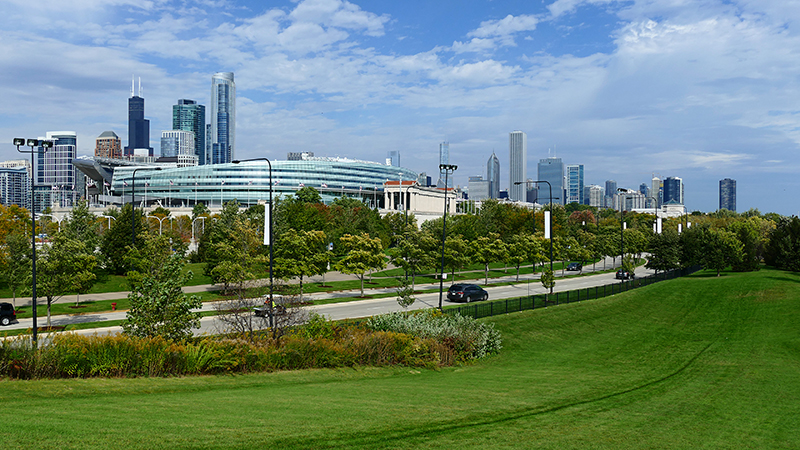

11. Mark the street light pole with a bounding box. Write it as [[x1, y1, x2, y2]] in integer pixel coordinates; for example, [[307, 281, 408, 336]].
[[14, 138, 52, 346], [515, 180, 554, 293], [233, 158, 274, 328], [438, 164, 457, 311], [131, 167, 161, 246]]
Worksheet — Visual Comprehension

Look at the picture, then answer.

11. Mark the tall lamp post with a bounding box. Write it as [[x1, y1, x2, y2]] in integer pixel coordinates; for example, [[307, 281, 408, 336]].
[[131, 167, 161, 245], [515, 180, 554, 293], [14, 138, 52, 346], [232, 158, 274, 328], [438, 164, 457, 311]]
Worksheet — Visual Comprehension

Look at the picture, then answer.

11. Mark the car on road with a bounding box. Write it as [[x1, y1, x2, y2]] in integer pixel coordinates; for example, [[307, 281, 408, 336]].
[[447, 284, 489, 303], [615, 269, 634, 280], [566, 262, 583, 271], [0, 302, 17, 326]]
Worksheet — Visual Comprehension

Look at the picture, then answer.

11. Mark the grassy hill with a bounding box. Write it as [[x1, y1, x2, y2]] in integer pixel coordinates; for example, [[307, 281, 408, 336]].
[[1, 267, 798, 449]]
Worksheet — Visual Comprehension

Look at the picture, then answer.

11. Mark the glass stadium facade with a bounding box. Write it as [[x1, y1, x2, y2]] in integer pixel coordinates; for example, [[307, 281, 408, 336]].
[[82, 157, 418, 208]]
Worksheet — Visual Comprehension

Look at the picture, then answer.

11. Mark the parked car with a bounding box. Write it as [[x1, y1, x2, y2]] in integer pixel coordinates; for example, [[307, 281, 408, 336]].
[[615, 269, 634, 280], [0, 302, 16, 326], [447, 284, 489, 303], [566, 262, 583, 271]]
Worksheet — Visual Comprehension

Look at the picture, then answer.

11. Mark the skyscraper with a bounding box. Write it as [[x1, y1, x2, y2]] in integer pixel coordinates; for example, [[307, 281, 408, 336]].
[[173, 99, 206, 165], [486, 152, 500, 199], [0, 166, 30, 209], [651, 175, 662, 206], [566, 164, 584, 204], [605, 179, 617, 207], [663, 176, 684, 205], [719, 178, 736, 212], [95, 131, 122, 159], [437, 142, 450, 187], [160, 130, 198, 167], [509, 131, 527, 201], [210, 72, 235, 165], [387, 150, 400, 167], [537, 156, 564, 205], [124, 77, 153, 157], [38, 131, 77, 208]]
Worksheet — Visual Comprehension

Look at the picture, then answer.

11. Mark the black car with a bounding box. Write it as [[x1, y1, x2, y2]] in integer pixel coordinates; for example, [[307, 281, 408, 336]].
[[447, 284, 488, 303], [615, 269, 634, 280], [0, 302, 16, 326], [566, 262, 583, 271]]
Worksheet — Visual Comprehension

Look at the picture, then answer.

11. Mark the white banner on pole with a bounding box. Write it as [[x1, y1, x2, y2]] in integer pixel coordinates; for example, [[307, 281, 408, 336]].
[[678, 223, 682, 234], [264, 204, 271, 245], [657, 217, 662, 234], [544, 210, 551, 239]]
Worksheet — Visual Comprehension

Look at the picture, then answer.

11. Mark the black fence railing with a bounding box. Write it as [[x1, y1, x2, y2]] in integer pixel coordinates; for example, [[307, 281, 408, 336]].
[[444, 266, 703, 320]]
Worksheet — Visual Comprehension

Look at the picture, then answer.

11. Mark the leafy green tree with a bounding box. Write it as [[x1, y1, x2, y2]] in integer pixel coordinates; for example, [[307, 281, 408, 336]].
[[702, 228, 743, 276], [728, 217, 763, 272], [382, 211, 417, 246], [540, 267, 555, 295], [38, 234, 97, 326], [506, 233, 532, 281], [390, 230, 435, 290], [295, 186, 322, 204], [100, 203, 144, 274], [471, 233, 506, 284], [395, 277, 415, 309], [209, 216, 267, 296], [623, 228, 648, 263], [61, 200, 100, 253], [646, 229, 681, 273], [192, 203, 210, 221], [441, 234, 471, 281], [764, 216, 800, 271], [0, 231, 30, 309], [335, 233, 385, 297], [274, 229, 328, 297], [122, 253, 201, 341]]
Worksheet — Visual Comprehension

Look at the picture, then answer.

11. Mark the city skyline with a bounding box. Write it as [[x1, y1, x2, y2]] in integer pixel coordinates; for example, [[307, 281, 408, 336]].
[[1, 0, 797, 214]]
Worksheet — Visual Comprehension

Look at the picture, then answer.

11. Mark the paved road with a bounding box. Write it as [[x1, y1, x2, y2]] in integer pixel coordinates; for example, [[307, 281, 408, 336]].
[[3, 257, 634, 337]]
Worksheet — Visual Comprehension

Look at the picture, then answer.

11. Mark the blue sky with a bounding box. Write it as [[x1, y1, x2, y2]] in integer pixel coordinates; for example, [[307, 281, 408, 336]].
[[1, 0, 799, 215]]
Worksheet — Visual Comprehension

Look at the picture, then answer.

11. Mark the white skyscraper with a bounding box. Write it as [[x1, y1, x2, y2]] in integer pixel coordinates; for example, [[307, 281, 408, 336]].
[[509, 131, 527, 202], [210, 72, 235, 165]]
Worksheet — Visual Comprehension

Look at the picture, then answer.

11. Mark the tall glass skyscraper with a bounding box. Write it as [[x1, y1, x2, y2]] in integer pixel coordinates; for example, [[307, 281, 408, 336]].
[[36, 131, 77, 209], [124, 77, 152, 157], [537, 156, 564, 205], [719, 178, 736, 212], [663, 176, 684, 205], [173, 99, 206, 165], [508, 131, 527, 201], [486, 152, 500, 199], [566, 164, 584, 204], [210, 72, 235, 165], [437, 142, 450, 188]]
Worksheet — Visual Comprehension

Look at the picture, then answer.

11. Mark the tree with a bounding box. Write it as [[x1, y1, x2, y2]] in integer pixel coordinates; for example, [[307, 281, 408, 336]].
[[335, 233, 385, 297], [100, 203, 144, 274], [764, 216, 800, 271], [61, 200, 100, 253], [506, 233, 532, 281], [395, 277, 415, 309], [540, 267, 555, 295], [471, 233, 506, 285], [274, 229, 328, 297], [702, 228, 743, 276], [646, 229, 681, 273], [441, 234, 471, 281], [390, 230, 435, 290], [38, 234, 97, 326], [0, 231, 30, 309], [122, 253, 201, 341], [295, 186, 322, 204], [728, 217, 763, 272], [209, 216, 267, 297]]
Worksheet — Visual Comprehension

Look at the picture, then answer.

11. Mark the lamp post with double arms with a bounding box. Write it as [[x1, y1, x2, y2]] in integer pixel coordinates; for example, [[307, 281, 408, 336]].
[[233, 158, 274, 328], [14, 138, 52, 346], [437, 164, 457, 311], [515, 180, 554, 293]]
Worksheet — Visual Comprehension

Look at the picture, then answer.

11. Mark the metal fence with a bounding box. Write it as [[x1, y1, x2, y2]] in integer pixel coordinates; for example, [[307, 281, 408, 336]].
[[444, 266, 703, 320]]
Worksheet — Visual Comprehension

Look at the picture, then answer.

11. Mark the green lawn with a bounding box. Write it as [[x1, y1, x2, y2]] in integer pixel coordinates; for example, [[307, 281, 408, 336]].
[[2, 267, 797, 449]]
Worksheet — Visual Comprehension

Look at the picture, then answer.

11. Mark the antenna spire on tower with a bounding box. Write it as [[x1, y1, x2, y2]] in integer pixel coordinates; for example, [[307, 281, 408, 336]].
[[130, 75, 134, 98], [138, 77, 141, 97]]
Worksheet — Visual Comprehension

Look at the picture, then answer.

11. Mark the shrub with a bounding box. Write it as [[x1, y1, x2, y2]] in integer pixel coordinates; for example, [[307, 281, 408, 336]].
[[364, 310, 502, 361]]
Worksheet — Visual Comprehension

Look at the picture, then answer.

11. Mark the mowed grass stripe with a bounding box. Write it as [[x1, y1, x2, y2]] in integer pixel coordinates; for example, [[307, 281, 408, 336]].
[[1, 268, 798, 449]]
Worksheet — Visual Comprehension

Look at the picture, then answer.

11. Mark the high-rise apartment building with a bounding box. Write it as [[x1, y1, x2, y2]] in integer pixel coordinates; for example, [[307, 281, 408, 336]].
[[651, 175, 662, 206], [37, 131, 77, 209], [719, 178, 736, 212], [487, 152, 500, 199], [124, 77, 153, 157], [173, 99, 206, 165], [537, 156, 564, 205], [566, 164, 584, 204], [663, 176, 684, 205], [161, 130, 198, 167], [584, 185, 604, 207], [437, 142, 451, 188], [210, 72, 235, 164], [0, 166, 30, 209], [508, 131, 527, 201], [95, 131, 122, 159]]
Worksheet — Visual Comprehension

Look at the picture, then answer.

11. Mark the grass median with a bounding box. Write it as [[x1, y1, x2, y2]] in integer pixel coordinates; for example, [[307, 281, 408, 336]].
[[1, 267, 797, 448]]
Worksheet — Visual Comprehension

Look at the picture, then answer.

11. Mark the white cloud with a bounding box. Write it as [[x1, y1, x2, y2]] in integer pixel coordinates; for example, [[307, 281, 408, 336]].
[[452, 14, 539, 54], [548, 0, 620, 18]]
